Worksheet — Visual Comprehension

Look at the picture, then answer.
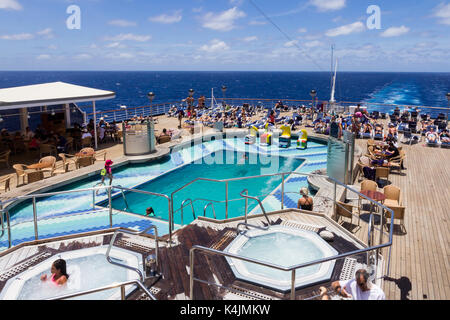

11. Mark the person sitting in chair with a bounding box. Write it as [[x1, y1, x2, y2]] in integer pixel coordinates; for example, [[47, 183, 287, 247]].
[[426, 127, 438, 143]]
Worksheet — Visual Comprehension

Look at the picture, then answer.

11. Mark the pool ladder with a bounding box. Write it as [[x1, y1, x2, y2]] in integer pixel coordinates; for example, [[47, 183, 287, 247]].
[[236, 189, 271, 235]]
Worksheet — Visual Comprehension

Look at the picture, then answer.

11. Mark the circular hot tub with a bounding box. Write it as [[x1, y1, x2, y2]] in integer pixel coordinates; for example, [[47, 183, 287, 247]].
[[225, 226, 338, 292]]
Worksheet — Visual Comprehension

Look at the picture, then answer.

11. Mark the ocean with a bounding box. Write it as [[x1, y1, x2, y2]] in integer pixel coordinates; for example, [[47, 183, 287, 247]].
[[0, 71, 449, 117]]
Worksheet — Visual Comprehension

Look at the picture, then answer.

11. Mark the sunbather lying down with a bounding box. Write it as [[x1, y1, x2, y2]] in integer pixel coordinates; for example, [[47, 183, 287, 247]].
[[426, 130, 438, 143]]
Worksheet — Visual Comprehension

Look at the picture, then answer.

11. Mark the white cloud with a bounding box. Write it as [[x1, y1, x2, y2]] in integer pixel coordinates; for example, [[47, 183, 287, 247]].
[[149, 10, 182, 24], [104, 33, 151, 42], [298, 28, 307, 33], [284, 40, 299, 48], [108, 20, 137, 27], [200, 39, 230, 53], [106, 42, 126, 49], [242, 36, 258, 42], [0, 0, 22, 10], [74, 54, 92, 60], [106, 52, 135, 59], [36, 54, 51, 60], [0, 33, 33, 40], [37, 28, 54, 39], [304, 40, 323, 48], [380, 26, 410, 37], [310, 0, 346, 12], [249, 20, 267, 26], [202, 7, 246, 31], [325, 21, 365, 37], [432, 2, 450, 25]]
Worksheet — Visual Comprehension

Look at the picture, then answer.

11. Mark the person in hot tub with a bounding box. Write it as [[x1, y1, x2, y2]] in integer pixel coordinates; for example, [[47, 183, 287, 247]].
[[40, 259, 69, 286]]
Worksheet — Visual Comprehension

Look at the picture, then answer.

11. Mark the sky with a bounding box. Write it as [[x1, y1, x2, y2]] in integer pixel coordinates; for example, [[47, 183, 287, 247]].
[[0, 0, 450, 72]]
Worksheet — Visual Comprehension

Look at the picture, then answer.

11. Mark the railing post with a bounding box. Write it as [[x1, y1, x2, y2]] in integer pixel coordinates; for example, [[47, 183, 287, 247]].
[[6, 211, 12, 248], [168, 198, 173, 244], [281, 173, 285, 210], [108, 187, 113, 228], [92, 189, 96, 211], [333, 181, 337, 217], [120, 285, 126, 300], [244, 190, 248, 223], [225, 181, 229, 220], [114, 111, 116, 122], [290, 270, 296, 300], [32, 197, 38, 240], [189, 249, 195, 300]]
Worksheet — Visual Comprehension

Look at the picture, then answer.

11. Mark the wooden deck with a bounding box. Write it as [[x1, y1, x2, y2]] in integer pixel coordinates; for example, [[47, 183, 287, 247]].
[[348, 138, 450, 300]]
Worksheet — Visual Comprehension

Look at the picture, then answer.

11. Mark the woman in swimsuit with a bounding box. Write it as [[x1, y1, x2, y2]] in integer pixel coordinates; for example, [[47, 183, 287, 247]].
[[40, 259, 69, 286], [297, 187, 314, 211]]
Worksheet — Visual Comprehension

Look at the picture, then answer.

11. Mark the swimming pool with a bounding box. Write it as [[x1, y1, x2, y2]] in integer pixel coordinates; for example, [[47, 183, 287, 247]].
[[2, 137, 328, 249], [225, 226, 338, 292]]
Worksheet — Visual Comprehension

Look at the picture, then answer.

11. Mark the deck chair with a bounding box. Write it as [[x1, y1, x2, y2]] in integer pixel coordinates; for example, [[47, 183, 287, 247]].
[[27, 171, 44, 184], [0, 150, 11, 168], [389, 151, 405, 173], [13, 164, 29, 186], [58, 153, 77, 171], [383, 185, 401, 207], [402, 129, 419, 145], [39, 156, 57, 177], [359, 179, 378, 209], [53, 162, 70, 175], [39, 144, 57, 158], [335, 201, 361, 229], [0, 175, 11, 193], [375, 167, 390, 187], [76, 156, 94, 168], [384, 205, 406, 234], [81, 137, 92, 148], [94, 150, 108, 162]]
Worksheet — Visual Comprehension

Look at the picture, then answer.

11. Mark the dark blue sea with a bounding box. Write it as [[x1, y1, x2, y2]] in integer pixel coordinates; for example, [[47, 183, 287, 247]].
[[1, 71, 449, 117]]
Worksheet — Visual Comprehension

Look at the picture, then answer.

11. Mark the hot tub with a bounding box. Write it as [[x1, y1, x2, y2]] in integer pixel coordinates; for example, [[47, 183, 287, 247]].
[[225, 226, 338, 292], [0, 246, 143, 300]]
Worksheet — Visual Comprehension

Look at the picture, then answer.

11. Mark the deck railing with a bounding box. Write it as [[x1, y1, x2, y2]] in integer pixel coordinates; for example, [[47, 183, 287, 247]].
[[0, 185, 171, 250], [82, 97, 450, 125]]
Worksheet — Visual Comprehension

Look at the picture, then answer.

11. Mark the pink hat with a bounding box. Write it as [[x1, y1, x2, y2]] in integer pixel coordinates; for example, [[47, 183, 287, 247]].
[[105, 160, 113, 166]]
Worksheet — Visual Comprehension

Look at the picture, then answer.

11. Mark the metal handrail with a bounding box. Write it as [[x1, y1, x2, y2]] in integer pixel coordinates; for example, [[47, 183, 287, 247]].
[[190, 209, 393, 301], [203, 202, 217, 219], [106, 225, 159, 283], [239, 189, 271, 226], [46, 279, 156, 300], [115, 185, 130, 211], [0, 185, 172, 249], [180, 199, 195, 226]]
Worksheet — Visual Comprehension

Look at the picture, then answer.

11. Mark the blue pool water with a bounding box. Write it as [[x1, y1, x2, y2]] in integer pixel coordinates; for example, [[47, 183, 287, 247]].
[[109, 150, 305, 225], [2, 137, 328, 249]]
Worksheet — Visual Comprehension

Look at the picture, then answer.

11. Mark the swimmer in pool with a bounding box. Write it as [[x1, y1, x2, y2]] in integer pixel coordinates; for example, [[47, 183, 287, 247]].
[[146, 207, 156, 217], [40, 259, 69, 286]]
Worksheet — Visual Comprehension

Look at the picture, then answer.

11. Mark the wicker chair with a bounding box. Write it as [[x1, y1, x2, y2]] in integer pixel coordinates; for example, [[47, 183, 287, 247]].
[[27, 171, 44, 184], [335, 201, 361, 229], [39, 156, 57, 177], [53, 163, 70, 175], [13, 164, 29, 186], [58, 153, 77, 171], [0, 150, 11, 168], [384, 205, 406, 234], [94, 150, 107, 162], [383, 185, 401, 207], [375, 167, 390, 186], [0, 175, 11, 193], [81, 137, 92, 148], [76, 156, 94, 168], [39, 144, 57, 158]]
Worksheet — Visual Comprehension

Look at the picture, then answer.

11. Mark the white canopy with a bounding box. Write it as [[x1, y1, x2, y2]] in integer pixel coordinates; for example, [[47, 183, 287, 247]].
[[0, 81, 115, 110]]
